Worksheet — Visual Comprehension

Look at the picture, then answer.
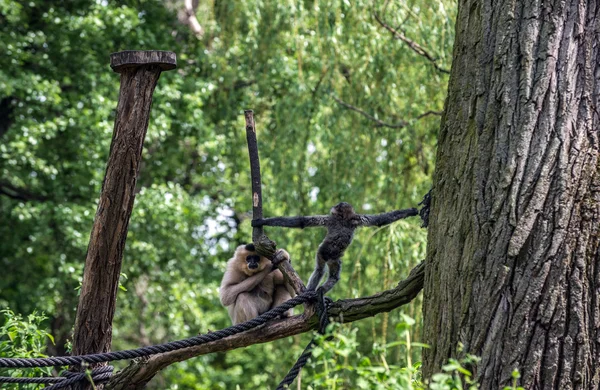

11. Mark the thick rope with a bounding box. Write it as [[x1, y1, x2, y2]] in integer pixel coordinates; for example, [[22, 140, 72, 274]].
[[276, 289, 331, 389], [45, 366, 114, 390], [276, 340, 315, 390], [419, 189, 432, 228], [0, 291, 316, 369], [0, 375, 64, 384], [0, 366, 114, 389]]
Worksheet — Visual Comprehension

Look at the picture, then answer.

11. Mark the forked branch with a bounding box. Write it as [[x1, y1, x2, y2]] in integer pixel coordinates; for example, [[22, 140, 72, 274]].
[[105, 262, 425, 390]]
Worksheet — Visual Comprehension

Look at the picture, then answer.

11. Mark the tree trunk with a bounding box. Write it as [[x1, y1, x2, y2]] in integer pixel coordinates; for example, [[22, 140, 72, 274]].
[[422, 1, 600, 389], [71, 51, 175, 387]]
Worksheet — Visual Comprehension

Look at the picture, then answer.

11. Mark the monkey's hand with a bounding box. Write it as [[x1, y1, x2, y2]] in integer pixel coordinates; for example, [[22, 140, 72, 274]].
[[251, 219, 266, 227], [271, 249, 290, 270]]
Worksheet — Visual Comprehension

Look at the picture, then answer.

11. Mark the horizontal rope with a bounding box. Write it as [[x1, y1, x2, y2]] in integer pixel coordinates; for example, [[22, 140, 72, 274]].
[[0, 366, 114, 390], [0, 375, 64, 384], [0, 291, 316, 369]]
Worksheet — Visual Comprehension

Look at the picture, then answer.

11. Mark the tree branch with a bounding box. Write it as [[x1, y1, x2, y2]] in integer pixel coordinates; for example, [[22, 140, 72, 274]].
[[373, 12, 450, 74], [105, 262, 425, 389], [0, 180, 49, 202], [416, 110, 443, 119], [332, 96, 408, 129], [244, 110, 265, 243], [332, 96, 441, 129]]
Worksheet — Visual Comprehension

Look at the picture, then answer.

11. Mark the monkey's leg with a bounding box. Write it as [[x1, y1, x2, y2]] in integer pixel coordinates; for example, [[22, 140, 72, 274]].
[[272, 286, 294, 317], [317, 259, 341, 294], [306, 253, 327, 291], [232, 292, 260, 325]]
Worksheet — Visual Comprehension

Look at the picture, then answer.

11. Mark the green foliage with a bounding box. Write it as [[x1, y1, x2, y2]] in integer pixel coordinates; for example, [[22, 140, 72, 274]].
[[0, 0, 454, 387], [427, 354, 525, 390], [0, 309, 54, 389], [303, 322, 526, 390], [428, 353, 481, 390], [503, 370, 526, 390], [302, 315, 423, 389]]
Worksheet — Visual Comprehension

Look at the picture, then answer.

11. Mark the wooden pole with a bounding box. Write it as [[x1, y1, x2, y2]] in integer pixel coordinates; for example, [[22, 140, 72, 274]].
[[244, 110, 306, 294], [244, 110, 264, 244], [71, 51, 176, 386]]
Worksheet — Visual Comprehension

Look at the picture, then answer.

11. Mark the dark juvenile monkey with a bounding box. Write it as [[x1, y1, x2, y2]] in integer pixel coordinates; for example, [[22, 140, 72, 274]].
[[252, 202, 418, 293], [220, 244, 295, 325]]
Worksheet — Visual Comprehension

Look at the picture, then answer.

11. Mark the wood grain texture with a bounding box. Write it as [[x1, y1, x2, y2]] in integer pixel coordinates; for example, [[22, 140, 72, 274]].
[[71, 51, 175, 388], [110, 51, 176, 72]]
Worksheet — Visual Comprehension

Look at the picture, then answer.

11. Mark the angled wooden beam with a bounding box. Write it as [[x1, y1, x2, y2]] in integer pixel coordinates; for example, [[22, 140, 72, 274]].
[[71, 50, 176, 388]]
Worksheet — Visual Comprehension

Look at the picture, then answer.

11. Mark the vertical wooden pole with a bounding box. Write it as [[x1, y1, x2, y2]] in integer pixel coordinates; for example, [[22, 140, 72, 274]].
[[71, 51, 176, 385], [244, 110, 306, 294], [244, 110, 264, 244]]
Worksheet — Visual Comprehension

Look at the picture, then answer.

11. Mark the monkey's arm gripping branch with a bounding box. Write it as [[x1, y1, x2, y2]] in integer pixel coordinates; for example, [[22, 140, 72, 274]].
[[252, 216, 328, 229], [219, 268, 272, 306], [359, 208, 419, 227], [273, 250, 306, 295], [250, 239, 306, 296], [271, 256, 299, 298]]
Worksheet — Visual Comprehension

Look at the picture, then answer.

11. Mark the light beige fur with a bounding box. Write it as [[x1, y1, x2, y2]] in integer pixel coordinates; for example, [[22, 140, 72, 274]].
[[219, 245, 295, 325]]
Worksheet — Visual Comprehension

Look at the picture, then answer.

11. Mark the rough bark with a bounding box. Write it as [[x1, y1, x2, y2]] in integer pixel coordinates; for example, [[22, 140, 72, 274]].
[[422, 1, 600, 389], [244, 110, 307, 294], [71, 51, 175, 385], [105, 263, 424, 389]]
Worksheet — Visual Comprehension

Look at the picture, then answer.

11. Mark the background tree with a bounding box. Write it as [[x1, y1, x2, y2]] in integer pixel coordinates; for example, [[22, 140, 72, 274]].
[[422, 0, 600, 388]]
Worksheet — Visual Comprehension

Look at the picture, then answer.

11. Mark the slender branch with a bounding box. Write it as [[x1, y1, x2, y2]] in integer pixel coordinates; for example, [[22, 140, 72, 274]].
[[0, 97, 14, 138], [332, 96, 408, 129], [232, 79, 257, 90], [244, 110, 306, 294], [244, 110, 264, 243], [416, 110, 443, 119], [0, 180, 99, 205], [0, 180, 49, 202], [218, 79, 257, 93], [332, 96, 443, 129], [105, 262, 425, 390], [72, 51, 176, 388], [373, 12, 450, 74], [274, 251, 307, 296]]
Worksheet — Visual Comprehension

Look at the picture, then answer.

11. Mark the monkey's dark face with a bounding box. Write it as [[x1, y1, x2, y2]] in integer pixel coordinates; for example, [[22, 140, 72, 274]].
[[331, 202, 355, 219], [246, 254, 261, 270]]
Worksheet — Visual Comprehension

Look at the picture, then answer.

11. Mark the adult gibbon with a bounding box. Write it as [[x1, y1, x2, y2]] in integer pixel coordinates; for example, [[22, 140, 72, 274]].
[[252, 202, 418, 293], [220, 244, 295, 325]]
